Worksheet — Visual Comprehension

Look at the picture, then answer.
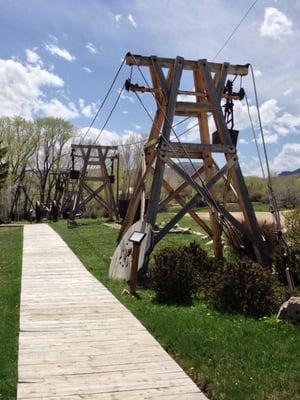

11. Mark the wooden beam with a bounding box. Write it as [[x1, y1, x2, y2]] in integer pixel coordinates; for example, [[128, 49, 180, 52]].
[[198, 59, 271, 265], [145, 56, 184, 226], [161, 142, 235, 159], [80, 184, 105, 207], [175, 101, 212, 115], [164, 156, 236, 200], [153, 193, 204, 245], [126, 54, 249, 76], [150, 56, 169, 98], [159, 174, 213, 236], [83, 183, 111, 212], [71, 144, 118, 151], [158, 165, 205, 210], [194, 65, 223, 257], [85, 176, 108, 182]]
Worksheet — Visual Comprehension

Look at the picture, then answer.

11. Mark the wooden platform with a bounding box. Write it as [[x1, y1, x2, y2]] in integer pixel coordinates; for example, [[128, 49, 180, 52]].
[[17, 224, 207, 399]]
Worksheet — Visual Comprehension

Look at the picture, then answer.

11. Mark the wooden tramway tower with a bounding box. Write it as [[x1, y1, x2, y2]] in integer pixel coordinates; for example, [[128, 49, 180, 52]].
[[109, 53, 271, 280], [68, 144, 119, 223]]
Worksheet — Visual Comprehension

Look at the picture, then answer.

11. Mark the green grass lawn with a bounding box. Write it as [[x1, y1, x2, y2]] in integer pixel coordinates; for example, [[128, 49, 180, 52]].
[[52, 218, 299, 400], [0, 227, 23, 400]]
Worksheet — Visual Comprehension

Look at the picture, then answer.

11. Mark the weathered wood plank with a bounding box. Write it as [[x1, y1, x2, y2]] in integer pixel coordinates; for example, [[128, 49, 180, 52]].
[[126, 53, 249, 76], [17, 224, 206, 399]]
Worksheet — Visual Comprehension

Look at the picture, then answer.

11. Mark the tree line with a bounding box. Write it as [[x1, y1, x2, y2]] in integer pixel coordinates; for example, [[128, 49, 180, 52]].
[[0, 116, 145, 222], [0, 116, 299, 222], [0, 116, 73, 221]]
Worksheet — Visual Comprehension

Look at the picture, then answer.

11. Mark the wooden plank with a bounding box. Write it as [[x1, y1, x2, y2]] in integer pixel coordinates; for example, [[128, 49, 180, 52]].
[[150, 56, 169, 98], [72, 144, 118, 151], [17, 224, 206, 399], [154, 159, 235, 244], [198, 59, 271, 265], [158, 165, 205, 210], [146, 56, 184, 226], [84, 176, 107, 182], [175, 101, 212, 115], [159, 176, 213, 237], [193, 65, 223, 257], [126, 54, 249, 76], [161, 142, 235, 157]]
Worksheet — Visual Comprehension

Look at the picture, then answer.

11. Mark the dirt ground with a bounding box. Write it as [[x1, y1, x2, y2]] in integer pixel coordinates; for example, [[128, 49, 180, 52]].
[[195, 211, 289, 226]]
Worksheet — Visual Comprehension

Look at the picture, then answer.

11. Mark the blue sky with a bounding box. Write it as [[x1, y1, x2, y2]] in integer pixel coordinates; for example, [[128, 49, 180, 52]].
[[0, 0, 299, 175]]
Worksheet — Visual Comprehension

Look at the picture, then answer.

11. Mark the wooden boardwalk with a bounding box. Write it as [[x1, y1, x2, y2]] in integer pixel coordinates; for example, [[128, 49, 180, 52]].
[[18, 224, 207, 399]]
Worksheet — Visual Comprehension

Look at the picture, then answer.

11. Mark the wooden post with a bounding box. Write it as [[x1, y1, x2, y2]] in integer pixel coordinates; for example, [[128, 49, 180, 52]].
[[130, 243, 140, 296], [146, 56, 184, 227]]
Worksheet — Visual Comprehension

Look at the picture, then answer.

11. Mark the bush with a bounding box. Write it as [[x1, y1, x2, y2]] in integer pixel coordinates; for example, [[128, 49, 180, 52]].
[[285, 208, 300, 248], [150, 245, 198, 305], [226, 220, 277, 261], [182, 241, 214, 288], [204, 259, 284, 318], [273, 247, 300, 287]]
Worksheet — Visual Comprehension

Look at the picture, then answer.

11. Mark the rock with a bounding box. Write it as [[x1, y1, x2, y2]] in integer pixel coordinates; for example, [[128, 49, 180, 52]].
[[277, 297, 300, 325]]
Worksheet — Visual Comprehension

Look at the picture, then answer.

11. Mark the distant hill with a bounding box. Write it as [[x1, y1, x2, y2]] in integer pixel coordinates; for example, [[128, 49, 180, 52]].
[[278, 168, 300, 177]]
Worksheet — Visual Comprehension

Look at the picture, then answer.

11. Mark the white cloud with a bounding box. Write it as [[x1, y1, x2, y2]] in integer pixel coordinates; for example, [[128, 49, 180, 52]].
[[260, 7, 293, 40], [239, 138, 249, 144], [45, 44, 76, 62], [83, 66, 92, 73], [77, 126, 142, 145], [25, 49, 42, 65], [48, 33, 58, 43], [115, 14, 122, 22], [86, 42, 98, 54], [234, 98, 300, 139], [78, 98, 98, 118], [122, 110, 129, 114], [277, 112, 300, 132], [259, 99, 281, 124], [283, 88, 293, 96], [120, 91, 135, 103], [257, 131, 278, 144], [254, 69, 262, 78], [38, 99, 79, 119], [270, 143, 300, 172], [128, 14, 137, 28], [0, 58, 78, 120]]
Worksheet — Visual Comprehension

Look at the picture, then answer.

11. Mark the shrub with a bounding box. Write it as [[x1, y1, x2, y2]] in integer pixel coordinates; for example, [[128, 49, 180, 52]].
[[273, 247, 300, 287], [181, 241, 215, 289], [284, 208, 300, 248], [226, 219, 277, 261], [150, 245, 198, 305], [204, 259, 284, 318]]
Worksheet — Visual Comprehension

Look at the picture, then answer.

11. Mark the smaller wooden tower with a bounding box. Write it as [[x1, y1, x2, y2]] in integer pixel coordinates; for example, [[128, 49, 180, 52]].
[[68, 144, 119, 222]]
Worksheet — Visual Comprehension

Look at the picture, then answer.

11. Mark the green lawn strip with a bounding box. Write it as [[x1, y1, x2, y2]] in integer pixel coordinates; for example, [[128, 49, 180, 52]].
[[0, 227, 23, 400], [53, 219, 299, 400]]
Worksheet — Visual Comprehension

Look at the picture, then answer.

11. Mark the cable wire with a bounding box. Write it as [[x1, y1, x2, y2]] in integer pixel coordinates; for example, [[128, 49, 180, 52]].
[[249, 64, 283, 240], [244, 93, 266, 179], [80, 57, 126, 144], [93, 84, 126, 144], [213, 0, 258, 61]]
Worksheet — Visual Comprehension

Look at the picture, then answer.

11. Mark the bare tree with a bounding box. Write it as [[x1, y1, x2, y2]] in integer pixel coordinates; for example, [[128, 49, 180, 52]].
[[31, 118, 74, 204], [0, 117, 38, 219]]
